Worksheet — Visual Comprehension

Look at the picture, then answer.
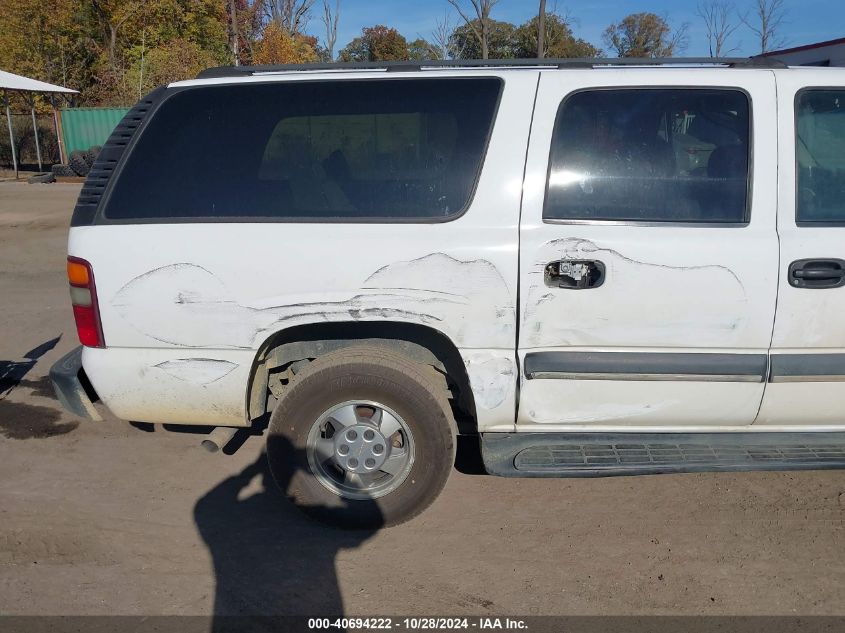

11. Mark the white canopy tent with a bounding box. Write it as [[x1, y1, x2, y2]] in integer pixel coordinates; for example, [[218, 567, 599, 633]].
[[1, 70, 77, 178]]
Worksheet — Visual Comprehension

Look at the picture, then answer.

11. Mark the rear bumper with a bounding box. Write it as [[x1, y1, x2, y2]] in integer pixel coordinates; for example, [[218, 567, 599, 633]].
[[49, 346, 102, 421]]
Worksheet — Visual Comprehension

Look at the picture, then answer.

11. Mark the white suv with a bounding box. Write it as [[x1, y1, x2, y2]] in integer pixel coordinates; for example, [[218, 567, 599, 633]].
[[50, 58, 845, 528]]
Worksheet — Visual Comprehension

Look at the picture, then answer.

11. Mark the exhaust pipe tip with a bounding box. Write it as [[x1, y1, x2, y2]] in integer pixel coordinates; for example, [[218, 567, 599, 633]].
[[202, 426, 239, 453], [201, 438, 220, 453]]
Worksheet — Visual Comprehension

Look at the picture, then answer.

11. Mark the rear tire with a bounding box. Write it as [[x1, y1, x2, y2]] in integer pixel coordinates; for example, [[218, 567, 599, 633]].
[[266, 346, 456, 529]]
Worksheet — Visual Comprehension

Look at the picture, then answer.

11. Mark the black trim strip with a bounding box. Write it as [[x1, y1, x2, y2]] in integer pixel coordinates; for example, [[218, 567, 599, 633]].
[[197, 56, 785, 79], [770, 354, 845, 382], [524, 351, 767, 382]]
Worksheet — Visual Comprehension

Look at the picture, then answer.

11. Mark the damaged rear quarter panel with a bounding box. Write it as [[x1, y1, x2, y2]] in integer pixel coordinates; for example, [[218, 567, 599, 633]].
[[72, 224, 521, 429], [82, 346, 253, 426], [65, 73, 538, 430]]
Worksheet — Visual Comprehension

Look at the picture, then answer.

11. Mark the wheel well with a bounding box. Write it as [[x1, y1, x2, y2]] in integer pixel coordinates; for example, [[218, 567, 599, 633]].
[[247, 322, 478, 434]]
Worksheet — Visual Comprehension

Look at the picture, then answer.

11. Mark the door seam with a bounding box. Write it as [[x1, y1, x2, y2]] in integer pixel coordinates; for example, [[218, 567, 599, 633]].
[[513, 72, 543, 428], [753, 69, 782, 424]]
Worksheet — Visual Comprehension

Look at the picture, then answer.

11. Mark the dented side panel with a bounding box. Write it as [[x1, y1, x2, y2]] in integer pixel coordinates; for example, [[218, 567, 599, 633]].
[[68, 70, 536, 430], [82, 347, 253, 426], [516, 69, 780, 428], [522, 236, 759, 349]]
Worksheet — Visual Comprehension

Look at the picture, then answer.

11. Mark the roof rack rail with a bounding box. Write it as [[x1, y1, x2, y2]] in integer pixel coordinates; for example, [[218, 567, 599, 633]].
[[197, 56, 787, 79]]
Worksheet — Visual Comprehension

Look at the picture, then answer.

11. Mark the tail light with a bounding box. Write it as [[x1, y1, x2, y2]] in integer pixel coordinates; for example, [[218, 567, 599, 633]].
[[67, 256, 105, 348]]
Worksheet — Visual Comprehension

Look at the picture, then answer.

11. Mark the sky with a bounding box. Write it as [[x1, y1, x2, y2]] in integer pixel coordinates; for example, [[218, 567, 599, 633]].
[[303, 0, 844, 58]]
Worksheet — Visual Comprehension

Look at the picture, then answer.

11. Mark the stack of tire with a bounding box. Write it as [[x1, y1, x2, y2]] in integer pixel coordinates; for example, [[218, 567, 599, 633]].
[[50, 145, 102, 179]]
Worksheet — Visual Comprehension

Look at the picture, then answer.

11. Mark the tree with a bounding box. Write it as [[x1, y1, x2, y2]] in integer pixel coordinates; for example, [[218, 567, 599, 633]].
[[226, 0, 263, 65], [226, 0, 262, 65], [338, 25, 410, 62], [84, 0, 230, 104], [264, 0, 315, 35], [537, 0, 546, 58], [89, 0, 146, 72], [0, 0, 91, 90], [0, 0, 230, 105], [513, 13, 600, 59], [603, 13, 689, 58], [449, 19, 515, 59], [696, 1, 740, 57], [446, 0, 500, 59], [363, 25, 408, 61], [740, 0, 787, 53], [338, 36, 367, 61], [321, 0, 340, 61], [430, 11, 462, 60], [408, 38, 437, 61], [253, 20, 319, 64], [127, 38, 219, 96], [227, 0, 241, 64]]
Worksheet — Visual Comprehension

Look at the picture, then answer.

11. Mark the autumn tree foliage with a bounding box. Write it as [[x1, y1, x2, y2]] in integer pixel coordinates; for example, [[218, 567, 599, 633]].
[[603, 12, 689, 58], [0, 0, 90, 94], [513, 14, 601, 58], [447, 0, 499, 60], [339, 26, 410, 62], [126, 39, 221, 98], [0, 0, 705, 108], [253, 20, 319, 64], [449, 19, 516, 59], [0, 0, 234, 105], [0, 0, 321, 106]]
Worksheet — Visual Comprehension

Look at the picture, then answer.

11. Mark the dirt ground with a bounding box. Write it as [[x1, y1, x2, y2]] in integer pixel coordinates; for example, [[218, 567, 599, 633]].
[[1, 181, 844, 618]]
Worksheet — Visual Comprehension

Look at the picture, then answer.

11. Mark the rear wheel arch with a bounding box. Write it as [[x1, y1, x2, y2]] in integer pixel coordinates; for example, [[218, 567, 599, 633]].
[[246, 321, 478, 434]]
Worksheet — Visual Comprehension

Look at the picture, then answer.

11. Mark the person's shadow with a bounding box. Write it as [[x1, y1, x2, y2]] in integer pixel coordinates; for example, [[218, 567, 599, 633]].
[[194, 436, 382, 632]]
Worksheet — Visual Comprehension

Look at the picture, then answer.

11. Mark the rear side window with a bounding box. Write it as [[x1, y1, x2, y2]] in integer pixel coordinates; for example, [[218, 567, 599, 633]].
[[103, 78, 502, 222], [544, 88, 751, 224], [796, 89, 845, 224]]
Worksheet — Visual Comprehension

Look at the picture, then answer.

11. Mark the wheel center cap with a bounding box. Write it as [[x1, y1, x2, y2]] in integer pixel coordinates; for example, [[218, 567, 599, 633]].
[[333, 424, 388, 473]]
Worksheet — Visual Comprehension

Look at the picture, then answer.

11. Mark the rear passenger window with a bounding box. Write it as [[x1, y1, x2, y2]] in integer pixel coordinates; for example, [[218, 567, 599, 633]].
[[545, 89, 751, 223], [103, 78, 501, 221], [796, 89, 845, 224]]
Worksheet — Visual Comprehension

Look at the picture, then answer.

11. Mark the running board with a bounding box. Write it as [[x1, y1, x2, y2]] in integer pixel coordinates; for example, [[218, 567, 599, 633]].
[[481, 432, 845, 478]]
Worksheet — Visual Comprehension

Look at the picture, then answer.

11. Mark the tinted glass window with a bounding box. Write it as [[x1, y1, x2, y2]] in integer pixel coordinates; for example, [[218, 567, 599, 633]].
[[545, 89, 751, 223], [104, 78, 501, 221], [797, 89, 845, 223]]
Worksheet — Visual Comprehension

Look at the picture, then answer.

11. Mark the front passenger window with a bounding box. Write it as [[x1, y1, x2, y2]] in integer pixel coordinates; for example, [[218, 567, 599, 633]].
[[544, 88, 751, 224]]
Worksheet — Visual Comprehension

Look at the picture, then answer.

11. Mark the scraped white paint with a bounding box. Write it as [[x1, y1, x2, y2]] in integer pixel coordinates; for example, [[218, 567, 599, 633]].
[[522, 237, 750, 349], [519, 377, 765, 427], [110, 254, 514, 351], [154, 359, 238, 384], [69, 69, 538, 428], [516, 68, 780, 428], [83, 347, 251, 426], [464, 354, 515, 410]]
